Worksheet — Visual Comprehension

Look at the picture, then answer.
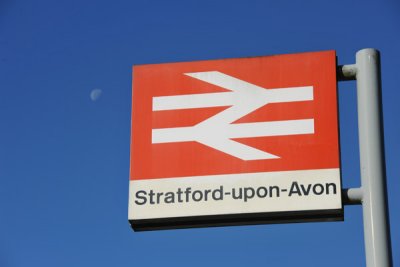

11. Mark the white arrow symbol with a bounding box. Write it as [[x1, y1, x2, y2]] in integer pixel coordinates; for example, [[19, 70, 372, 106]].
[[152, 71, 314, 160]]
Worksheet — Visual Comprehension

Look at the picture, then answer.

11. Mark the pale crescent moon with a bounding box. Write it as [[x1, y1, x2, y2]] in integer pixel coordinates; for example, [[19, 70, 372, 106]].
[[90, 89, 102, 101]]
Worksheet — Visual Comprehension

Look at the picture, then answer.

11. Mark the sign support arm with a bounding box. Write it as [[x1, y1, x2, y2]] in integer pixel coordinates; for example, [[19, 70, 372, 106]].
[[342, 188, 363, 205]]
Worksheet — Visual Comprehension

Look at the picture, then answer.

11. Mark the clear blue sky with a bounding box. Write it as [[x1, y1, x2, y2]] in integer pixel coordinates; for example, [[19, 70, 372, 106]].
[[1, 0, 399, 266]]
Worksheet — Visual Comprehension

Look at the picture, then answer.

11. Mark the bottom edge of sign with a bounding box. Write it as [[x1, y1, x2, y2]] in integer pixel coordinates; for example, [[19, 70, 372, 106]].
[[129, 209, 343, 232]]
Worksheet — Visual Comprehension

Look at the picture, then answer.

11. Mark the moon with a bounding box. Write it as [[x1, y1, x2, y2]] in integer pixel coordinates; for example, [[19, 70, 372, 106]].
[[90, 89, 102, 101]]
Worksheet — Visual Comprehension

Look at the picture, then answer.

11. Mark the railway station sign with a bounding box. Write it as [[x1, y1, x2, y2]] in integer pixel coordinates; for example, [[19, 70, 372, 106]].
[[129, 50, 343, 231]]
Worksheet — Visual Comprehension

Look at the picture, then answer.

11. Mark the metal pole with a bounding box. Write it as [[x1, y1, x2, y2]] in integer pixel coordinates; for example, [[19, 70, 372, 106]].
[[356, 48, 393, 267]]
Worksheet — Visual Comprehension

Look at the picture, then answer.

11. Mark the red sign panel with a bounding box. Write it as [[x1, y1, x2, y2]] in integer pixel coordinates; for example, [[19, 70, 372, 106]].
[[131, 51, 339, 179]]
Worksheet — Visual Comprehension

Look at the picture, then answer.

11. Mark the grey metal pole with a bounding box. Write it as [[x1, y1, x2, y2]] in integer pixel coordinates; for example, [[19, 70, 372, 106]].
[[356, 49, 393, 267]]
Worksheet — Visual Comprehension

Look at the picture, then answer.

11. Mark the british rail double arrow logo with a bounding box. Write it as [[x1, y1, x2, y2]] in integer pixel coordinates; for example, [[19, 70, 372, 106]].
[[152, 71, 314, 161]]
